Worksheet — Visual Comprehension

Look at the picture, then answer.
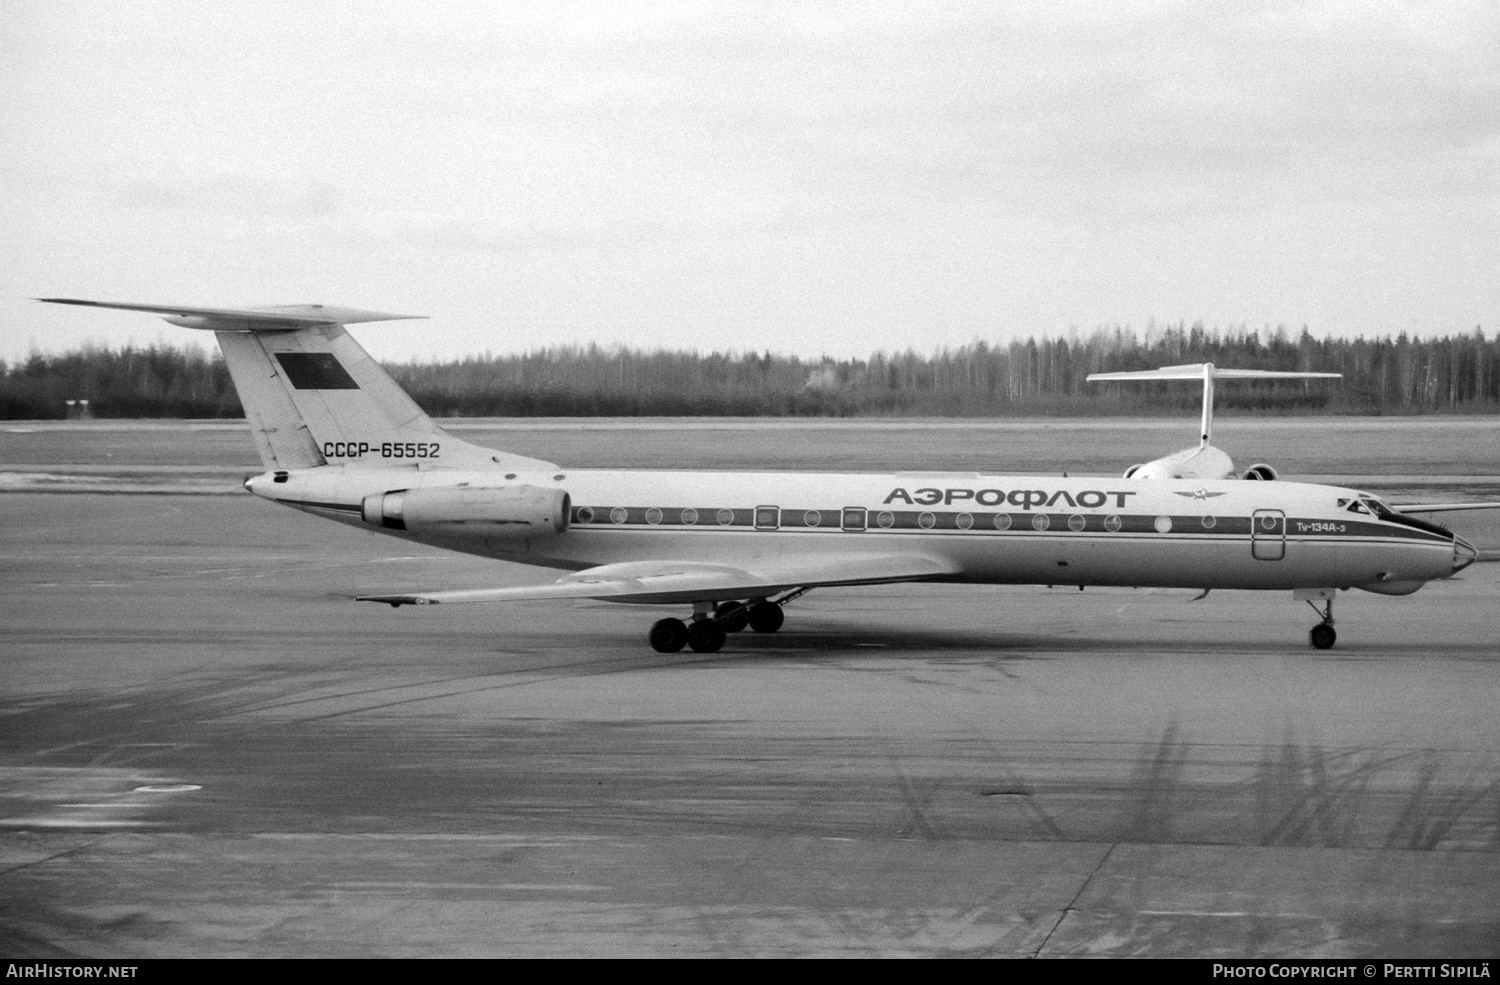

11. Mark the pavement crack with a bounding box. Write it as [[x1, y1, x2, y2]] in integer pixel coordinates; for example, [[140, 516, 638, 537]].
[[0, 839, 101, 878], [1031, 841, 1115, 958]]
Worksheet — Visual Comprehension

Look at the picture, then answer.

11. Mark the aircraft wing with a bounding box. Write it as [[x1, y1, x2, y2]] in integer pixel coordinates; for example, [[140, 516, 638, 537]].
[[1394, 502, 1500, 514], [359, 553, 962, 607]]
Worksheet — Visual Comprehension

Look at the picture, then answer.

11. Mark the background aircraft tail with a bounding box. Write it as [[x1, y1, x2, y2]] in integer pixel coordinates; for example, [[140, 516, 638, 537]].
[[38, 299, 555, 472], [1086, 362, 1342, 480]]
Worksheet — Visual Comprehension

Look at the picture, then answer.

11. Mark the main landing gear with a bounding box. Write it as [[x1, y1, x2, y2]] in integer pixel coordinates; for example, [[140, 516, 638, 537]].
[[647, 591, 803, 653]]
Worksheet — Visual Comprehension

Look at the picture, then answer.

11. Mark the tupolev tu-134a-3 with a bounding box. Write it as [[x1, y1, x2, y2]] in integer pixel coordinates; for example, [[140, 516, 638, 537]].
[[42, 299, 1495, 653]]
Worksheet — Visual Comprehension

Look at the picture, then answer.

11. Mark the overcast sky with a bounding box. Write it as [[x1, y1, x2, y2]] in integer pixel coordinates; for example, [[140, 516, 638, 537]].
[[2, 0, 1496, 363]]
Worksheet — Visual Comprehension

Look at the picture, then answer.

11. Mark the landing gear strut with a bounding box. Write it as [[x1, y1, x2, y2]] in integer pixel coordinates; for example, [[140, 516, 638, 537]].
[[1306, 596, 1337, 650], [645, 590, 805, 652]]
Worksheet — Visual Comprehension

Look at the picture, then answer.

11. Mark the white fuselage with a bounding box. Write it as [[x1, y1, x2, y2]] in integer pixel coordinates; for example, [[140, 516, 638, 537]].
[[248, 466, 1470, 597]]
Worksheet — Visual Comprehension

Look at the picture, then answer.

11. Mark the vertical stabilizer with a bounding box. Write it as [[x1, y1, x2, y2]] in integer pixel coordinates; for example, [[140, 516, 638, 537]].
[[214, 330, 325, 469], [36, 299, 556, 472]]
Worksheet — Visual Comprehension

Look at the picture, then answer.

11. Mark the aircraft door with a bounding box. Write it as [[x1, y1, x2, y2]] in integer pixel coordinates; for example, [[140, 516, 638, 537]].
[[1251, 509, 1285, 560]]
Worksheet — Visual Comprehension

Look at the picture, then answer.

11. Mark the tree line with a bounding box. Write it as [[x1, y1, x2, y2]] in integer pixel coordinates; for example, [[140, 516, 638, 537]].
[[3, 323, 1497, 419]]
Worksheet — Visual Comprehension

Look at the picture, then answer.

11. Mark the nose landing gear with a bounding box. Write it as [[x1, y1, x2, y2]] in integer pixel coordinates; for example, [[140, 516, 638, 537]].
[[1309, 621, 1336, 650], [1303, 593, 1337, 650]]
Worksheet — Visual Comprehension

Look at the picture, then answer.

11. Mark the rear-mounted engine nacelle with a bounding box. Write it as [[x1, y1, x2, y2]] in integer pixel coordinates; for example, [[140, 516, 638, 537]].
[[1242, 463, 1278, 481], [361, 485, 571, 538], [1123, 464, 1145, 478]]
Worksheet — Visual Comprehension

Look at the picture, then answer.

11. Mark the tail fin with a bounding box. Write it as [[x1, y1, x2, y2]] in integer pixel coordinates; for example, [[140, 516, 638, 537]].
[[37, 299, 556, 472]]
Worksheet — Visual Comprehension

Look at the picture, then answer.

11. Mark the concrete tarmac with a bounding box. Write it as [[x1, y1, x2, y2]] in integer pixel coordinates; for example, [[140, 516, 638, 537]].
[[3, 489, 1498, 957]]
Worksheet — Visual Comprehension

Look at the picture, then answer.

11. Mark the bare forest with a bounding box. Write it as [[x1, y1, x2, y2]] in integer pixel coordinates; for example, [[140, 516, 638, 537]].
[[4, 323, 1497, 420]]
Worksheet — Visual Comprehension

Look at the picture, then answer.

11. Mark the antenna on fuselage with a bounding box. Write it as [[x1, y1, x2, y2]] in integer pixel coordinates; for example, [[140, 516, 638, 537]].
[[1086, 363, 1342, 448]]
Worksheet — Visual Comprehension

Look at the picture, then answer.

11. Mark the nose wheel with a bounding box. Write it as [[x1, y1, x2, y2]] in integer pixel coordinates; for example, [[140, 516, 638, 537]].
[[1305, 596, 1337, 650], [1309, 622, 1336, 650]]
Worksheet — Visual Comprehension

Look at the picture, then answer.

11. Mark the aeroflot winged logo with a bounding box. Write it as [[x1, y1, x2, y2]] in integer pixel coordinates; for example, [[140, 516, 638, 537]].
[[884, 487, 1137, 510], [1174, 489, 1228, 500]]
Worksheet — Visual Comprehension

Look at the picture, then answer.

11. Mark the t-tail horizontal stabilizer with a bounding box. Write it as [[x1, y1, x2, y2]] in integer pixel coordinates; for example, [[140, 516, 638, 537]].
[[35, 298, 425, 332], [1087, 362, 1342, 448]]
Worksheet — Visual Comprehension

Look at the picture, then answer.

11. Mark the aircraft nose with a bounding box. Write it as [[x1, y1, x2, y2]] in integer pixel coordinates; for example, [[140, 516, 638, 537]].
[[1452, 534, 1478, 573]]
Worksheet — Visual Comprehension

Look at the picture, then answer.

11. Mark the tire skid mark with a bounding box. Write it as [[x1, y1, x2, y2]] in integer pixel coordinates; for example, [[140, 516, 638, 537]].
[[259, 654, 727, 722]]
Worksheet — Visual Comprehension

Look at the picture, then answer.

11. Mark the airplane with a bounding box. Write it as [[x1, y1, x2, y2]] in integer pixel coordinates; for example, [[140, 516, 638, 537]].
[[40, 299, 1494, 653]]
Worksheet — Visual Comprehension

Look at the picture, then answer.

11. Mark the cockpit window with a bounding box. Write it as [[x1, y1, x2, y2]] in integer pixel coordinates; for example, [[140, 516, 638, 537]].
[[1359, 496, 1395, 519], [1341, 498, 1370, 515]]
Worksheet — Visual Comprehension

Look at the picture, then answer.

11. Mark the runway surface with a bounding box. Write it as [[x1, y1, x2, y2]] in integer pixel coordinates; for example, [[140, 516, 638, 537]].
[[2, 419, 1498, 957]]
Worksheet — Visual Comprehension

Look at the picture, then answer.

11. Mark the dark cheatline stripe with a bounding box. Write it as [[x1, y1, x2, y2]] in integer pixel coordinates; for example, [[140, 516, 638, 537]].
[[572, 506, 754, 527], [572, 507, 1236, 534], [565, 505, 1451, 543]]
